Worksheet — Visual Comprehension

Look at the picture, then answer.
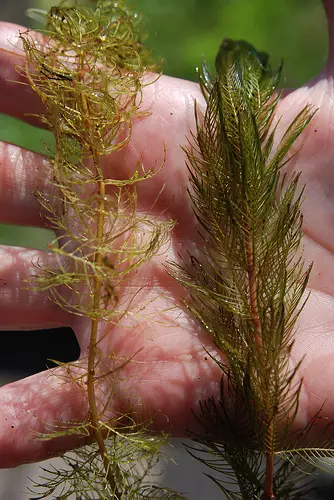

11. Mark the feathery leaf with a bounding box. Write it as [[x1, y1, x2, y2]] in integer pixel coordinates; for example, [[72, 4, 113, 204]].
[[171, 38, 329, 499]]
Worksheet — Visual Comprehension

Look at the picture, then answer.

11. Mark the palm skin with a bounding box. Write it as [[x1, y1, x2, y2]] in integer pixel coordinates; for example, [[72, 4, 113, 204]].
[[0, 1, 334, 469]]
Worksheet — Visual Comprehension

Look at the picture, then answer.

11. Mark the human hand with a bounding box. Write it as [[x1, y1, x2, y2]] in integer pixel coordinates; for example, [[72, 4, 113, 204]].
[[0, 0, 334, 468]]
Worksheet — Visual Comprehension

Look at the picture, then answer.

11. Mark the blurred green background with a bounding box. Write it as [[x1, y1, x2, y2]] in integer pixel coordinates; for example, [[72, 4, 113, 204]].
[[0, 0, 328, 249]]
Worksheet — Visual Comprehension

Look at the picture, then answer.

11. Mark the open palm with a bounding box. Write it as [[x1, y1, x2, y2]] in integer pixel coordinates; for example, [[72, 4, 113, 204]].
[[1, 2, 334, 468]]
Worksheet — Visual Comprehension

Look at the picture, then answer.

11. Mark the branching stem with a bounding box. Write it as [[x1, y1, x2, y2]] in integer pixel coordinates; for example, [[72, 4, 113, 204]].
[[179, 38, 315, 499], [87, 169, 117, 492], [264, 420, 275, 500], [245, 228, 275, 498], [20, 3, 178, 498], [78, 54, 117, 493], [245, 230, 262, 349]]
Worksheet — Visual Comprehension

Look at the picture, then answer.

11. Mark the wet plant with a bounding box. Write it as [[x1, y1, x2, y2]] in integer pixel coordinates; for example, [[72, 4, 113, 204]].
[[171, 39, 334, 498], [18, 0, 183, 498]]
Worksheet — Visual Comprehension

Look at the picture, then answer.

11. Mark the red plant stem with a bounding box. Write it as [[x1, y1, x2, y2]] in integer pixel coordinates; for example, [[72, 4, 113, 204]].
[[264, 421, 275, 500], [245, 231, 262, 349], [245, 229, 275, 499]]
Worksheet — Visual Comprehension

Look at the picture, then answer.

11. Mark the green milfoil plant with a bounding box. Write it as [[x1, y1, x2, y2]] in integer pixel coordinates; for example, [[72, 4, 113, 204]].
[[171, 40, 334, 498], [17, 1, 183, 498]]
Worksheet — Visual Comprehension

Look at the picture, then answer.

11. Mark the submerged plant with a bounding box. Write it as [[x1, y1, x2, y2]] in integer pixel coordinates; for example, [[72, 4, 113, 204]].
[[171, 39, 334, 498], [18, 0, 183, 498]]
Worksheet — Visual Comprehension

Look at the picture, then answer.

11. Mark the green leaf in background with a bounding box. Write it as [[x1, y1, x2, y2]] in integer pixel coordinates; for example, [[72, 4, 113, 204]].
[[134, 0, 326, 86], [0, 114, 52, 154], [28, 0, 326, 84], [0, 115, 54, 249]]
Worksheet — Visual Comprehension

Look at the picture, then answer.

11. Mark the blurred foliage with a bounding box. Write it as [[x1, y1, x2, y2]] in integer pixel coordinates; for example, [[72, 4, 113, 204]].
[[0, 0, 328, 249], [29, 0, 327, 84], [138, 0, 327, 86]]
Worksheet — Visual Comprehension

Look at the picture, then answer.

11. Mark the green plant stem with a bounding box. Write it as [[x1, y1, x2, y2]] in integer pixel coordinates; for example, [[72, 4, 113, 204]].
[[78, 54, 117, 491], [87, 182, 116, 485], [19, 3, 183, 498], [87, 173, 117, 492]]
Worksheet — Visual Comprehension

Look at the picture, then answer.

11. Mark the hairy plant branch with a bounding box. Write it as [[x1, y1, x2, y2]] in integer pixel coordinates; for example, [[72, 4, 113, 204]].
[[19, 1, 182, 498]]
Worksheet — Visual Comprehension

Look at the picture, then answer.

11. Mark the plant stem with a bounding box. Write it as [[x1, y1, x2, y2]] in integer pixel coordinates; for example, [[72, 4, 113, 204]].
[[264, 420, 275, 500], [78, 54, 117, 492], [245, 228, 275, 498], [87, 171, 118, 491], [245, 230, 262, 349], [87, 177, 116, 486]]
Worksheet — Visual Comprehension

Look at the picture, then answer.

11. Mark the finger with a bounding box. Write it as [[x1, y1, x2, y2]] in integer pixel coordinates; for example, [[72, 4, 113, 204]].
[[0, 23, 204, 237], [103, 75, 204, 239], [0, 142, 52, 228], [0, 23, 45, 126], [0, 246, 71, 329], [0, 368, 88, 468], [0, 304, 222, 467], [303, 234, 334, 296], [293, 289, 334, 441]]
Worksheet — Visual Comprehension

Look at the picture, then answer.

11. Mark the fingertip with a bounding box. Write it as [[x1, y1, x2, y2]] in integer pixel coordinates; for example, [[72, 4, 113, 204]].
[[0, 22, 26, 52], [0, 246, 71, 330], [0, 22, 45, 124], [0, 369, 88, 468]]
